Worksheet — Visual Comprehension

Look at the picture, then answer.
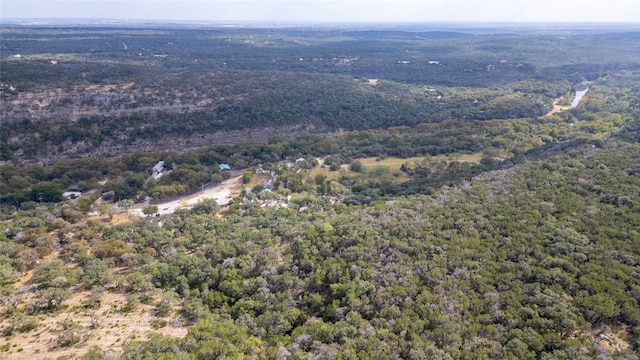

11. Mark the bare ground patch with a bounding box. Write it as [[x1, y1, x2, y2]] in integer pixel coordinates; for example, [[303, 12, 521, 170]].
[[1, 289, 187, 359]]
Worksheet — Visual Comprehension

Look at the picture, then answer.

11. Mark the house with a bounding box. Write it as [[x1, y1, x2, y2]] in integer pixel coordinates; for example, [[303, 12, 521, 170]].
[[216, 198, 233, 206], [100, 190, 115, 201], [63, 186, 82, 199], [152, 161, 165, 173], [151, 161, 166, 180], [255, 164, 269, 174], [219, 164, 231, 171], [63, 192, 82, 199], [259, 189, 272, 197]]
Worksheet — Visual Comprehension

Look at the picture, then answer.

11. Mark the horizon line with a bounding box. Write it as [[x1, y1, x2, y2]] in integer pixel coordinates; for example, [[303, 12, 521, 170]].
[[3, 18, 640, 25]]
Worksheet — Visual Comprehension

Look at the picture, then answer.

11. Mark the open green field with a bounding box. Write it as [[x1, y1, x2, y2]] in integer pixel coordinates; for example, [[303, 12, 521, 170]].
[[307, 152, 483, 181], [358, 156, 428, 169], [359, 152, 483, 168], [308, 165, 346, 181]]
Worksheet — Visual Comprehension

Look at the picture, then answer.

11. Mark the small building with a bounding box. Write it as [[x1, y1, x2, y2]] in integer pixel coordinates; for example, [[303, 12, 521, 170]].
[[63, 186, 82, 199], [151, 161, 166, 180], [63, 192, 82, 199], [219, 164, 231, 171], [255, 164, 269, 174], [259, 189, 272, 197], [216, 198, 233, 206], [101, 190, 115, 201], [152, 161, 165, 173]]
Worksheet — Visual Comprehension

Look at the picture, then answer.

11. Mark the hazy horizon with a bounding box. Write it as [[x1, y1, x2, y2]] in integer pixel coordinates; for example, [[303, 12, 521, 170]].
[[2, 0, 639, 24]]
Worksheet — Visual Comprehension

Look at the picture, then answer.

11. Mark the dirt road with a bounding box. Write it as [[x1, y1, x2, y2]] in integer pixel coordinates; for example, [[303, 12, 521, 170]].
[[130, 175, 243, 217]]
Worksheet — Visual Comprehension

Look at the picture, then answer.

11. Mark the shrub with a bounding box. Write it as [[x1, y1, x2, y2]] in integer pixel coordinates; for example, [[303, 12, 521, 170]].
[[31, 259, 65, 287], [57, 328, 81, 347], [349, 160, 363, 172], [142, 205, 158, 216], [57, 319, 81, 347], [121, 294, 138, 313], [28, 288, 71, 313], [94, 239, 128, 259], [81, 258, 114, 286], [85, 286, 104, 309], [30, 183, 62, 203], [2, 316, 39, 336], [191, 199, 219, 215]]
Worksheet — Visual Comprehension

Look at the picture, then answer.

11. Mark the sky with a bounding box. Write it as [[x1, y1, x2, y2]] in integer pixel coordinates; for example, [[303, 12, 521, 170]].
[[1, 0, 639, 23]]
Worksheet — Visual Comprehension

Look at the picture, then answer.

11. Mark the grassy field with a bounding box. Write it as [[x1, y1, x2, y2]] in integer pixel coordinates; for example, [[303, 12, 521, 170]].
[[307, 152, 484, 182], [359, 153, 483, 168], [358, 156, 427, 169], [308, 165, 346, 181]]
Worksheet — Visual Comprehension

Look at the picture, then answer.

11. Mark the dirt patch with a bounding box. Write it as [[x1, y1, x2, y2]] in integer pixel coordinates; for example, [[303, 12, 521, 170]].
[[11, 251, 60, 290], [246, 173, 272, 189], [546, 102, 570, 116], [545, 93, 573, 117], [1, 290, 187, 359], [130, 175, 243, 217], [597, 329, 632, 355], [109, 212, 133, 226]]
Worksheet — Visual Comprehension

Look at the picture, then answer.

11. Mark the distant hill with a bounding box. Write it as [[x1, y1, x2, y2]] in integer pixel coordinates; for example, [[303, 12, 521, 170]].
[[343, 30, 473, 40]]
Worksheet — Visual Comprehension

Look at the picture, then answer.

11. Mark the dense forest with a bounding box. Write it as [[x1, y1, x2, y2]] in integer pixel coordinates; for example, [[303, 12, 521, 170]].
[[1, 24, 640, 359]]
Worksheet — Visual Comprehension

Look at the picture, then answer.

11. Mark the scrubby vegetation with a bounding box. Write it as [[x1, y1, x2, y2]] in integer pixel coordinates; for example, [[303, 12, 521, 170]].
[[1, 23, 640, 359], [2, 26, 640, 161]]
